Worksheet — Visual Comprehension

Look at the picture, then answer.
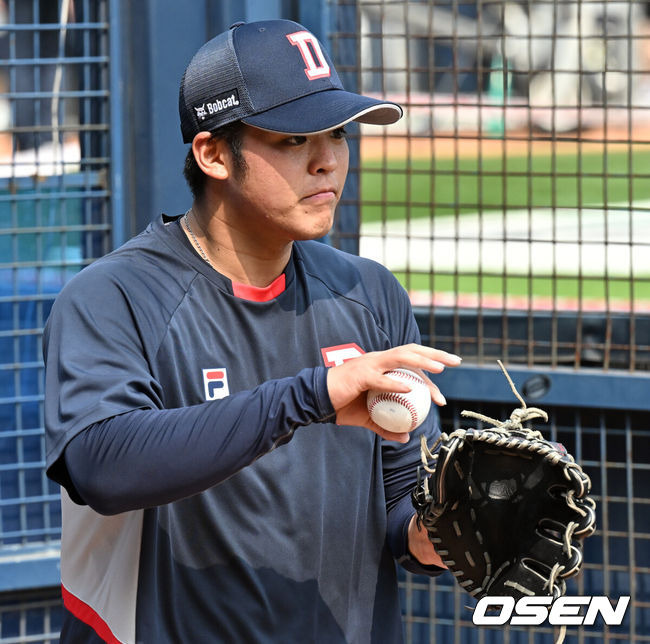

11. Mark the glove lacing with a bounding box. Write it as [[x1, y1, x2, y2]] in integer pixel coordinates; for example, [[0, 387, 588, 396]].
[[417, 360, 595, 644]]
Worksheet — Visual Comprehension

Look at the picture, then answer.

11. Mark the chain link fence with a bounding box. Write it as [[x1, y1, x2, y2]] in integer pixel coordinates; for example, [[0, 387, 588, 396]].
[[0, 0, 112, 640], [331, 0, 650, 371], [326, 1, 650, 642]]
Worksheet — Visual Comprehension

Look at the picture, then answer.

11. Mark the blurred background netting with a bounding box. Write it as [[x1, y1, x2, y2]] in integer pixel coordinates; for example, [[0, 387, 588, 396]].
[[0, 0, 111, 641], [330, 0, 650, 372], [326, 2, 650, 642]]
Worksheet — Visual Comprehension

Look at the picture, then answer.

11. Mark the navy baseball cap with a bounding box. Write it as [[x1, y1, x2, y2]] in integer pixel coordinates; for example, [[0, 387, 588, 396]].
[[179, 19, 403, 143]]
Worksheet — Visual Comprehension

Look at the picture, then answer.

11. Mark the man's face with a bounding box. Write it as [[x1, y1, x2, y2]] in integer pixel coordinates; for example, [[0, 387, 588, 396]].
[[223, 124, 350, 244]]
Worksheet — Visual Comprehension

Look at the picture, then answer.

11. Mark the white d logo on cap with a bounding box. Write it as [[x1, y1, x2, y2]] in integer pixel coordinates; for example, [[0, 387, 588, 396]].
[[286, 31, 331, 80]]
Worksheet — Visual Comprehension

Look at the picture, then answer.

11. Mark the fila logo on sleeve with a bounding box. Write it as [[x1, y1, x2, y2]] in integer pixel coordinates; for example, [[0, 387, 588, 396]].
[[286, 31, 331, 80], [321, 343, 365, 367], [203, 368, 230, 401]]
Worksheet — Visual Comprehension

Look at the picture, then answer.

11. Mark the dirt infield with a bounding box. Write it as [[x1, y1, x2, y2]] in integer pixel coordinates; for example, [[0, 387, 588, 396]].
[[360, 125, 650, 161]]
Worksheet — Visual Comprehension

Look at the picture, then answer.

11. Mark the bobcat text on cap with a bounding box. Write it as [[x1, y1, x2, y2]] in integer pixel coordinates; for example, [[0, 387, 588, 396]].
[[194, 91, 241, 122]]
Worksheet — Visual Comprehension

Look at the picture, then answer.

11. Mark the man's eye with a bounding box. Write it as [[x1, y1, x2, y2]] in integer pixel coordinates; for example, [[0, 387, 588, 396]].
[[286, 135, 307, 145], [332, 128, 348, 139]]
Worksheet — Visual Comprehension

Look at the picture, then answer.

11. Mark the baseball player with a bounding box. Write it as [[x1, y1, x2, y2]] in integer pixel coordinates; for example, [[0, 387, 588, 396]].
[[43, 20, 461, 643]]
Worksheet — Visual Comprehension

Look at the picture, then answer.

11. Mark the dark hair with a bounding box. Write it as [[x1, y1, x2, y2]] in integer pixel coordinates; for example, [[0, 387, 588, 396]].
[[183, 120, 248, 199]]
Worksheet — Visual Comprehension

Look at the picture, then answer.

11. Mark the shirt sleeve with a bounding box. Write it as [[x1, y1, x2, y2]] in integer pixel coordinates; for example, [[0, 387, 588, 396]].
[[379, 276, 445, 576], [59, 367, 334, 515], [43, 261, 171, 470], [43, 262, 337, 514], [383, 408, 445, 576]]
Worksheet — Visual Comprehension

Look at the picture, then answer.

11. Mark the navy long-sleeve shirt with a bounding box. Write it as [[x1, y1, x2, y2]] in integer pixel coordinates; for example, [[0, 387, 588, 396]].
[[44, 214, 442, 644]]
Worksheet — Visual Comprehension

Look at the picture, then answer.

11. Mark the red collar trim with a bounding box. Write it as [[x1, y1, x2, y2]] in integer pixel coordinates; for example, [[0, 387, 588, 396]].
[[231, 273, 286, 302]]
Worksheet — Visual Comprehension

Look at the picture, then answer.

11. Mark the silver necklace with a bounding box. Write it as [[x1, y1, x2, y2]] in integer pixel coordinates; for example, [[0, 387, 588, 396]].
[[183, 209, 212, 267]]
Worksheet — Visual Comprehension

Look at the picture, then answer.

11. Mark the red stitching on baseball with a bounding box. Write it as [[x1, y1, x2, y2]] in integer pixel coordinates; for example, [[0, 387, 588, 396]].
[[369, 392, 418, 431], [391, 369, 426, 386]]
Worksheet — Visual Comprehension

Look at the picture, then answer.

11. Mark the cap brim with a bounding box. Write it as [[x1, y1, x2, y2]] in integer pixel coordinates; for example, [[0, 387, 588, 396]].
[[242, 89, 403, 135]]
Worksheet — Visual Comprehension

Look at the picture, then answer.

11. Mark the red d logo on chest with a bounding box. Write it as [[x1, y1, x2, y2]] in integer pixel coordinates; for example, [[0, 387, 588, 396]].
[[320, 343, 365, 367]]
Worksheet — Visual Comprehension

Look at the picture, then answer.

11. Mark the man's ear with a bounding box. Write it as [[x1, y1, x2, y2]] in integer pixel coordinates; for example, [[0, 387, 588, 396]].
[[191, 132, 231, 181]]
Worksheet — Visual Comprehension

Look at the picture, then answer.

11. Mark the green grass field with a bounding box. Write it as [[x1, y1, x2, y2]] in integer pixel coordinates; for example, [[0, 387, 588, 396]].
[[362, 148, 650, 222], [391, 272, 650, 302], [361, 148, 650, 302]]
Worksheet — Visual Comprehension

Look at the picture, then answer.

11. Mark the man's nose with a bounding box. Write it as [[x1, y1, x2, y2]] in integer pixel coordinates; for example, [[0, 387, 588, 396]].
[[308, 136, 340, 174]]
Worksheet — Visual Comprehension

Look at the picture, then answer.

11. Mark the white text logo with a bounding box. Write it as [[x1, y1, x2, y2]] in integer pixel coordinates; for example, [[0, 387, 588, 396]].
[[472, 596, 630, 627], [194, 90, 240, 122]]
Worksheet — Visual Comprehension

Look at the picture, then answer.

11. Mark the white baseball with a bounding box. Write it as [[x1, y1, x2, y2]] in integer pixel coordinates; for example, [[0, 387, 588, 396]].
[[366, 368, 431, 433]]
